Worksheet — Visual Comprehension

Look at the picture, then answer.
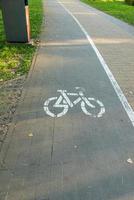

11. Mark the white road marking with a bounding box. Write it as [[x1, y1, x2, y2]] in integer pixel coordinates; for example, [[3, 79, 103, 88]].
[[58, 0, 134, 126], [43, 88, 105, 118]]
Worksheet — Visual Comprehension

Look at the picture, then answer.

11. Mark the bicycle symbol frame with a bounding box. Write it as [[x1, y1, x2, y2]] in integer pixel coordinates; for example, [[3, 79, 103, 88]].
[[43, 87, 105, 118]]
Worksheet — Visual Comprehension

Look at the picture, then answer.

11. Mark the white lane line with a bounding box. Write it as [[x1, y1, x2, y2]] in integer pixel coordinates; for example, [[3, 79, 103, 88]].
[[57, 0, 134, 127]]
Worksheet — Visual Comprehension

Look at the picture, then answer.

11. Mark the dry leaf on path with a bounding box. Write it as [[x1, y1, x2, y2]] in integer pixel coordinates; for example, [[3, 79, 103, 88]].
[[28, 133, 33, 137], [127, 158, 133, 164]]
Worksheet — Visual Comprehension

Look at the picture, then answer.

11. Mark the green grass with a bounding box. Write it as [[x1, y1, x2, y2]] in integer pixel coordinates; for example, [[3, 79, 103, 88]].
[[0, 0, 43, 81], [82, 0, 134, 26]]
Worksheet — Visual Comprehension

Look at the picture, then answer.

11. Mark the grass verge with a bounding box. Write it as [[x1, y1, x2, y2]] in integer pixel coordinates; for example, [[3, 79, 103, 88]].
[[0, 0, 43, 81], [81, 0, 134, 26]]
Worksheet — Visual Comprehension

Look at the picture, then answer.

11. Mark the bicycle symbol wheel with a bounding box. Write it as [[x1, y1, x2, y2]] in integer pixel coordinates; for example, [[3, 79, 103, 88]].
[[81, 98, 105, 118], [44, 97, 69, 117]]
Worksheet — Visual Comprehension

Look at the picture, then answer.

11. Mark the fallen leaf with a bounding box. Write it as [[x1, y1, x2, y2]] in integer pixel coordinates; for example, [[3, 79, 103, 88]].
[[129, 91, 133, 95], [28, 133, 33, 137], [127, 158, 133, 164]]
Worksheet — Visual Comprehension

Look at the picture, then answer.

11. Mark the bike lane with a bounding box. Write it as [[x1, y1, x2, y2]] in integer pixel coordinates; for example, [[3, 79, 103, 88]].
[[0, 0, 134, 199]]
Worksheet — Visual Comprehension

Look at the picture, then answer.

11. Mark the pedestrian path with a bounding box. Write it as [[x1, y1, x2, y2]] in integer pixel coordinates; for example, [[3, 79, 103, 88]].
[[0, 0, 134, 199]]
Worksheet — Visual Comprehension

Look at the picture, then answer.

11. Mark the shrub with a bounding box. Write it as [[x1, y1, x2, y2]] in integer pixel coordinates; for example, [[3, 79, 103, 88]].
[[125, 0, 134, 6]]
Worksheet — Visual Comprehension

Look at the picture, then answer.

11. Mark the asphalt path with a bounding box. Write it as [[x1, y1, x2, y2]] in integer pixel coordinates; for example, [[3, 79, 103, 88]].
[[0, 0, 134, 199]]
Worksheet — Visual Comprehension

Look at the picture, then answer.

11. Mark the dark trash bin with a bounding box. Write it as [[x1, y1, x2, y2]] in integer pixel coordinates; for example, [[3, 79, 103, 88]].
[[0, 0, 30, 43]]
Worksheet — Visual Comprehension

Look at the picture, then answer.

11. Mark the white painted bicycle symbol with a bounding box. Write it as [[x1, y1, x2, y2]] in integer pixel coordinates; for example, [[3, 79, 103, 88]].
[[43, 87, 105, 118]]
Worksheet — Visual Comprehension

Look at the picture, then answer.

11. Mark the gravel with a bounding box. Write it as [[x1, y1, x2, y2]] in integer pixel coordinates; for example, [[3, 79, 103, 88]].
[[0, 76, 26, 148]]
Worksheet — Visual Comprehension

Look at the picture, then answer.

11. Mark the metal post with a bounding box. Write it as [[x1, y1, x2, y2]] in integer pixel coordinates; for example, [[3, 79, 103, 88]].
[[0, 0, 30, 43]]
